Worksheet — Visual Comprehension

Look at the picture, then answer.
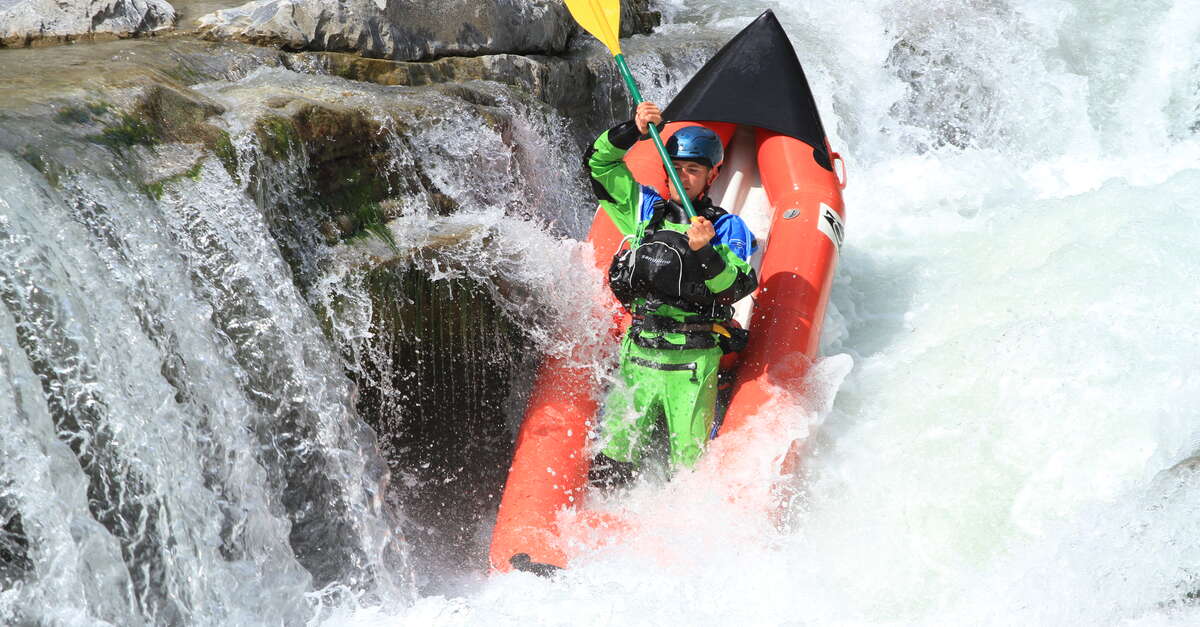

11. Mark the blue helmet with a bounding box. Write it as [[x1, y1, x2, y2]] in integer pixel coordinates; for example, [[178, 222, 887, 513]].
[[666, 126, 724, 169]]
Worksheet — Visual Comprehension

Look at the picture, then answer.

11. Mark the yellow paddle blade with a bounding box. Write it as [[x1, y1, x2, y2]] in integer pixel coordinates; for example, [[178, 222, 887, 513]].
[[564, 0, 623, 55]]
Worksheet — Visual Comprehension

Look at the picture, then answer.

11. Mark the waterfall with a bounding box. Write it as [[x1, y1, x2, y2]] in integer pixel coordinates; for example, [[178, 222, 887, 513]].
[[3, 0, 1200, 624], [1, 48, 615, 619]]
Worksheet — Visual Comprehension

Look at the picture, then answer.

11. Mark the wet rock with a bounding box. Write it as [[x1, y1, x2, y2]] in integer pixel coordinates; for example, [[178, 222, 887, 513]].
[[83, 83, 231, 180], [0, 0, 177, 48], [353, 264, 531, 589], [0, 38, 285, 112], [253, 98, 408, 225], [283, 35, 692, 150], [197, 0, 659, 61], [196, 0, 559, 60], [620, 0, 661, 38], [173, 0, 248, 32], [381, 0, 575, 60], [236, 93, 473, 262], [140, 84, 227, 140], [289, 50, 600, 129], [0, 499, 32, 588], [197, 0, 387, 53]]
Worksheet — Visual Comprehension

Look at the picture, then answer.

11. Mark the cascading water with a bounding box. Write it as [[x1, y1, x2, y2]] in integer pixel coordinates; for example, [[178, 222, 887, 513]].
[[381, 0, 1200, 624], [2, 0, 1199, 624], [0, 38, 622, 617], [0, 101, 413, 623]]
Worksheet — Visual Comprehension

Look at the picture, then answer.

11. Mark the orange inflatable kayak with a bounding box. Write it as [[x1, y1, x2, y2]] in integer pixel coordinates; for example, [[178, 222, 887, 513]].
[[490, 9, 846, 574]]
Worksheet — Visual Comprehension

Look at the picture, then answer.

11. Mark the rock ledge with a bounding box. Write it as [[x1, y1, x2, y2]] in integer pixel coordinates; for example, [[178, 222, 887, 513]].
[[196, 0, 661, 61], [0, 0, 177, 47]]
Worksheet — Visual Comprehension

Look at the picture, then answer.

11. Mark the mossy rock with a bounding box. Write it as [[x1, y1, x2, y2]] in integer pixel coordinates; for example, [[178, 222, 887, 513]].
[[17, 147, 63, 188], [140, 85, 225, 141], [210, 129, 239, 182], [287, 51, 596, 123], [283, 102, 401, 226], [54, 101, 110, 125], [140, 159, 205, 200], [345, 203, 399, 250], [253, 114, 300, 160], [251, 98, 465, 231], [289, 101, 384, 164], [86, 85, 229, 155], [91, 111, 160, 151]]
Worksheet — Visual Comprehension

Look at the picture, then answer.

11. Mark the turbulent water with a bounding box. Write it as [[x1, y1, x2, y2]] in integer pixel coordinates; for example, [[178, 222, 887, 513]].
[[2, 0, 1200, 624], [385, 0, 1200, 624]]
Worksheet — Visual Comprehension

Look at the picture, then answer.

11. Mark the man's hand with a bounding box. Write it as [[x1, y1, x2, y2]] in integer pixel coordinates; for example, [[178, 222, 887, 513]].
[[687, 217, 715, 251], [635, 102, 662, 135]]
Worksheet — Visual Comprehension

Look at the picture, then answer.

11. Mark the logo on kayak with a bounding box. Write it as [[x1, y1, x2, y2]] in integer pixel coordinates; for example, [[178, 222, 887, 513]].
[[783, 209, 801, 219], [818, 203, 844, 252]]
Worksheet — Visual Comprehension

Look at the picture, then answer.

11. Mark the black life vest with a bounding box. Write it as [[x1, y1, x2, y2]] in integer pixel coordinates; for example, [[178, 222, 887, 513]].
[[608, 198, 730, 314]]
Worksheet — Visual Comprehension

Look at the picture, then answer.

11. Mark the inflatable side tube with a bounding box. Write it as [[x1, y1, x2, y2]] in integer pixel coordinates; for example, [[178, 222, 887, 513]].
[[488, 209, 625, 572], [719, 129, 845, 435]]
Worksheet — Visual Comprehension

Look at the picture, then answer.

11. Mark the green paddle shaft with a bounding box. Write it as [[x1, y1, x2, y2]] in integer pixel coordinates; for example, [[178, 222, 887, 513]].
[[613, 54, 697, 220]]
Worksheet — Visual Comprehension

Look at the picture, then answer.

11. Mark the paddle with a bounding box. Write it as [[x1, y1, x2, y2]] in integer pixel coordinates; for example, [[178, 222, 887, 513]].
[[564, 0, 698, 220]]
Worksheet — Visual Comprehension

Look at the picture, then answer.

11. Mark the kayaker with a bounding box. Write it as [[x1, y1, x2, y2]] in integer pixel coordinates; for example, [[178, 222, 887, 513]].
[[588, 101, 759, 487]]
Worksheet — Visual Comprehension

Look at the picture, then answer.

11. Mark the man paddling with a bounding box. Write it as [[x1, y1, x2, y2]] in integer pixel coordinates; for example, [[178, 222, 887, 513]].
[[588, 102, 759, 486]]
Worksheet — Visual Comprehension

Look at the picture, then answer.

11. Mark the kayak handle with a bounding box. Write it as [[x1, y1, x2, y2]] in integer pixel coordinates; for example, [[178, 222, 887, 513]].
[[831, 152, 847, 190]]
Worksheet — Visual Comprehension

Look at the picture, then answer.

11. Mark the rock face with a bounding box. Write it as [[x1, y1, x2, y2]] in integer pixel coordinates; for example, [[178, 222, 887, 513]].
[[356, 265, 529, 585], [0, 0, 177, 47], [290, 50, 605, 141], [198, 0, 659, 61], [0, 44, 561, 598], [381, 0, 575, 60], [197, 0, 392, 54], [620, 0, 659, 38]]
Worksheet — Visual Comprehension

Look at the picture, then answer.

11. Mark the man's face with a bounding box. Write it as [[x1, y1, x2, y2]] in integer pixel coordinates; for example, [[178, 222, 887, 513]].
[[669, 160, 717, 203]]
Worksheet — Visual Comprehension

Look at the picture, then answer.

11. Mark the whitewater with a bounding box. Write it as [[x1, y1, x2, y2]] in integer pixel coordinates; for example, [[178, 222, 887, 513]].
[[2, 0, 1199, 624], [377, 0, 1200, 624]]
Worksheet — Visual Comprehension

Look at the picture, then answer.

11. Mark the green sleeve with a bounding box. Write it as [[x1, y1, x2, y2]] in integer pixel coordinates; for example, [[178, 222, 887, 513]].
[[693, 242, 758, 304], [587, 125, 644, 237], [705, 245, 753, 293]]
